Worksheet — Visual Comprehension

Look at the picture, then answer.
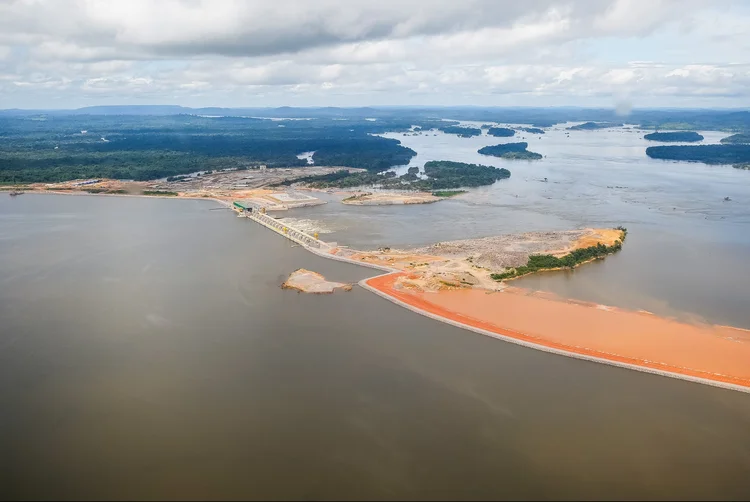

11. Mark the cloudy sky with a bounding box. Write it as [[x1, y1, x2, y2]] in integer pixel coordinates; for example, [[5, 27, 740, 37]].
[[0, 0, 748, 109]]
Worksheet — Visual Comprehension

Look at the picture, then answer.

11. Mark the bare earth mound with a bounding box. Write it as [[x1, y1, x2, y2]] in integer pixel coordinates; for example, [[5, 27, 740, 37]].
[[282, 269, 353, 294], [342, 191, 439, 205], [329, 228, 621, 292]]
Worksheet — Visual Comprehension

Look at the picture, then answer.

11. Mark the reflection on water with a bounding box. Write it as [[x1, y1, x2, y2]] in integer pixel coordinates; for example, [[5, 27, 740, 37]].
[[287, 125, 750, 327], [2, 194, 750, 499]]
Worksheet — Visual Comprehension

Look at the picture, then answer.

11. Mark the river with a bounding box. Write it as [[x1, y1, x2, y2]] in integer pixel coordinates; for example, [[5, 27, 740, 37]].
[[286, 124, 750, 328], [1, 193, 750, 499]]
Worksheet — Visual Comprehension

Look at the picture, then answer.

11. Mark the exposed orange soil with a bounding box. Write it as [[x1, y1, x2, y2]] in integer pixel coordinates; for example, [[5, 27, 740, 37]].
[[366, 273, 750, 390], [330, 248, 445, 270], [554, 228, 624, 256]]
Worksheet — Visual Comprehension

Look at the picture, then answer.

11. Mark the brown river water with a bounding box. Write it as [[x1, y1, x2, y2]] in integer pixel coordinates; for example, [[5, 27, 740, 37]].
[[1, 193, 750, 500]]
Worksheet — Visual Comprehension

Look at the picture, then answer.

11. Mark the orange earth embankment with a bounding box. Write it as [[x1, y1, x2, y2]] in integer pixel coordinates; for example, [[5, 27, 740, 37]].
[[364, 273, 750, 391]]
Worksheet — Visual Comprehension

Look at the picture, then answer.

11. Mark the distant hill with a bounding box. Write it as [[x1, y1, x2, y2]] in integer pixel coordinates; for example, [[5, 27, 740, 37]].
[[644, 131, 704, 142]]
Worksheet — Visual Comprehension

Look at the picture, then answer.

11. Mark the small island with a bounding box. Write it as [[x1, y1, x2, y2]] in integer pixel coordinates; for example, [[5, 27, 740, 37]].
[[567, 122, 623, 131], [518, 127, 545, 135], [282, 269, 352, 294], [645, 144, 750, 165], [644, 131, 704, 142], [439, 126, 482, 137], [720, 134, 750, 144], [478, 142, 543, 160], [487, 127, 516, 137]]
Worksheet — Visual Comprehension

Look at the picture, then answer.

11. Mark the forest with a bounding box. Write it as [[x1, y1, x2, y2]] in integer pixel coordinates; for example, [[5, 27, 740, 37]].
[[487, 127, 515, 137], [0, 114, 422, 182], [567, 122, 623, 130], [720, 134, 750, 144], [277, 160, 510, 191], [645, 144, 750, 164], [438, 126, 482, 137], [478, 142, 542, 160], [644, 131, 703, 142]]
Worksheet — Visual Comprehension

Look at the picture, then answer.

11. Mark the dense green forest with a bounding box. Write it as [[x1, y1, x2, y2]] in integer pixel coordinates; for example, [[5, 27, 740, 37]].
[[492, 228, 627, 281], [416, 161, 510, 189], [478, 142, 543, 160], [439, 126, 482, 137], [720, 134, 750, 144], [0, 115, 423, 182], [567, 122, 623, 130], [487, 127, 515, 137], [645, 144, 750, 164], [277, 160, 510, 190], [644, 131, 704, 142]]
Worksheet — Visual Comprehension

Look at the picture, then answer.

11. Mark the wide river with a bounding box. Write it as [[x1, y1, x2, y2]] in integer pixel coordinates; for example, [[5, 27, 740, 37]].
[[1, 193, 750, 499], [287, 124, 750, 328]]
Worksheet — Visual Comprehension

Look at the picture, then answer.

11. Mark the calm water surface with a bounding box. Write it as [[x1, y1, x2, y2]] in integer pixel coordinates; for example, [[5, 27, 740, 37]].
[[1, 194, 750, 500], [287, 125, 750, 327]]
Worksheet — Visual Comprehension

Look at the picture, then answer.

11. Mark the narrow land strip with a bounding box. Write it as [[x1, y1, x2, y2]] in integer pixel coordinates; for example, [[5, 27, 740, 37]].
[[362, 272, 750, 393]]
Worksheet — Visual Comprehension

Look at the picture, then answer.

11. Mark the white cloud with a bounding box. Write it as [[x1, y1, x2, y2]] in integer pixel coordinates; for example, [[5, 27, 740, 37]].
[[0, 0, 748, 107]]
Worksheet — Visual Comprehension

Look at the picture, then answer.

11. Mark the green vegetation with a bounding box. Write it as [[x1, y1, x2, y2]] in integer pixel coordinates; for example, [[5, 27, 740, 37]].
[[142, 190, 179, 196], [567, 122, 623, 130], [492, 228, 627, 281], [645, 145, 750, 164], [478, 142, 543, 160], [644, 131, 704, 142], [721, 134, 750, 144], [518, 127, 545, 134], [439, 126, 482, 137], [432, 190, 467, 197], [0, 114, 418, 183], [415, 161, 510, 190], [487, 127, 515, 137], [275, 170, 393, 189], [282, 160, 510, 190]]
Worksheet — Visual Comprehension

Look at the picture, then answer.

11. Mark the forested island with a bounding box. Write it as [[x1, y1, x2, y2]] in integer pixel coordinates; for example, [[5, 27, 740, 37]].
[[478, 142, 543, 160], [278, 160, 510, 190], [567, 122, 623, 130], [644, 131, 704, 142], [518, 127, 545, 134], [439, 126, 482, 137], [720, 134, 750, 144], [487, 127, 515, 137], [646, 144, 750, 165]]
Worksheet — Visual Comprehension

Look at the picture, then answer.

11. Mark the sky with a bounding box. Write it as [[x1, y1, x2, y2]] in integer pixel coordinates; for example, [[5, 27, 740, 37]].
[[0, 0, 748, 109]]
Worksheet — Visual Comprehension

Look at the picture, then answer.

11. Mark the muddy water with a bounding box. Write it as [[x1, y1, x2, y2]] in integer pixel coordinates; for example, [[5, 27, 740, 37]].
[[287, 125, 750, 327], [1, 193, 750, 499]]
